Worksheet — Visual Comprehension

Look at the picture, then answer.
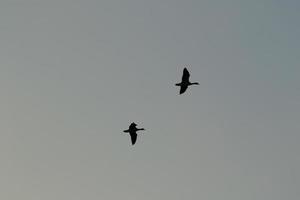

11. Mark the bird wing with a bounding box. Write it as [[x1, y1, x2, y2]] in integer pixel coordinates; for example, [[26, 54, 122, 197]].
[[130, 132, 137, 145], [182, 68, 190, 82], [180, 85, 188, 94]]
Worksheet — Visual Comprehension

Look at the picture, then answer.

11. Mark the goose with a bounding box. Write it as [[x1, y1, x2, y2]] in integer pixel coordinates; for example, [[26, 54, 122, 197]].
[[123, 122, 145, 145], [175, 67, 199, 94]]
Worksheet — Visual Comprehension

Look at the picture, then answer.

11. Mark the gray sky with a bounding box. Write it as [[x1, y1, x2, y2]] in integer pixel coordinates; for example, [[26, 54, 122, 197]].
[[0, 0, 299, 199]]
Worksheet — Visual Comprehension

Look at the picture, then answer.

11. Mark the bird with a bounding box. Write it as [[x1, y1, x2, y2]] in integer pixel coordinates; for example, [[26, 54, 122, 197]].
[[123, 122, 145, 145], [175, 67, 199, 94]]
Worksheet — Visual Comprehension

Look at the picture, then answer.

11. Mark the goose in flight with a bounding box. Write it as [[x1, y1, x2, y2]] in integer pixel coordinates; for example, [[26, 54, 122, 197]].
[[123, 122, 145, 145], [175, 67, 199, 94]]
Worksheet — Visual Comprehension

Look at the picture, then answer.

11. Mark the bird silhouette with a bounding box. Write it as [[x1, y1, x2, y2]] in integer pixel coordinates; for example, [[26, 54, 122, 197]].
[[175, 67, 199, 94], [123, 122, 145, 145]]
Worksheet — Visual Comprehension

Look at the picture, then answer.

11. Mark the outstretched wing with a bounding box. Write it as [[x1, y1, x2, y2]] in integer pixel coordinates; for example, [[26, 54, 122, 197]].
[[130, 133, 137, 145], [180, 85, 188, 94], [182, 68, 190, 82]]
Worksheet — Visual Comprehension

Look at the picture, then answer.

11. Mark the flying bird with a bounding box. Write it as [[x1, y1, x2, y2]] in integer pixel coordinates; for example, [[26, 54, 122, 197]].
[[175, 67, 199, 94], [123, 122, 145, 145]]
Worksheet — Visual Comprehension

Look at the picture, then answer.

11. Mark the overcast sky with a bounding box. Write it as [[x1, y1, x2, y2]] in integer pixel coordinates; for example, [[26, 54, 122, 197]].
[[0, 1, 299, 200]]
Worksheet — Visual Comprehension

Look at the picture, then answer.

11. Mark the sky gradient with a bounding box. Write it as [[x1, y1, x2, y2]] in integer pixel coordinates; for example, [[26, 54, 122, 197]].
[[0, 1, 299, 199]]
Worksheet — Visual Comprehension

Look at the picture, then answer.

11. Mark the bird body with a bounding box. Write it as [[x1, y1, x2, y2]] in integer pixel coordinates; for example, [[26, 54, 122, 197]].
[[123, 122, 145, 145], [175, 68, 199, 94]]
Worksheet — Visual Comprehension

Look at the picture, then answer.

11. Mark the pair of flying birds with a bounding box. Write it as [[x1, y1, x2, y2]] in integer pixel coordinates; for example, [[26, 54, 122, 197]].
[[123, 67, 199, 145]]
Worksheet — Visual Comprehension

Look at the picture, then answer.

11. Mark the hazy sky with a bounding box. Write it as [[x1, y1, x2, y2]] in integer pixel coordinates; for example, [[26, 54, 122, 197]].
[[0, 1, 299, 199]]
